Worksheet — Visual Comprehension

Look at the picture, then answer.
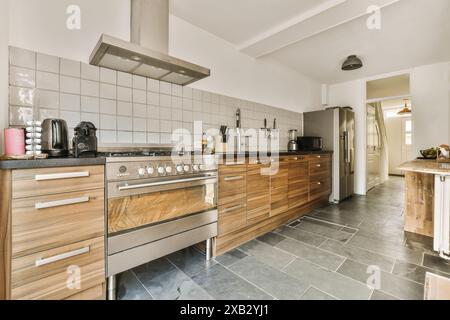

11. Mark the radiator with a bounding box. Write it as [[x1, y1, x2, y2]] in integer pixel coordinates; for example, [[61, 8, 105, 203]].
[[434, 175, 450, 260]]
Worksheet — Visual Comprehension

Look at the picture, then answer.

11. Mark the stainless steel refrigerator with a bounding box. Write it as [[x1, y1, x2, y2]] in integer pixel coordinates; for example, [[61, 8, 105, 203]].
[[303, 107, 355, 203]]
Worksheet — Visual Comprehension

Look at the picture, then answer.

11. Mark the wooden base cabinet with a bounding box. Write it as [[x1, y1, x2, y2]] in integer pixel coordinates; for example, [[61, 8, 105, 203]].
[[0, 165, 106, 300], [215, 154, 332, 256]]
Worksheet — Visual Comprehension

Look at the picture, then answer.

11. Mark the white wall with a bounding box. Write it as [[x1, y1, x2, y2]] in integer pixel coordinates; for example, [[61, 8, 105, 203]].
[[6, 0, 322, 115], [328, 80, 367, 195], [410, 62, 450, 156], [0, 0, 9, 153], [8, 0, 130, 63]]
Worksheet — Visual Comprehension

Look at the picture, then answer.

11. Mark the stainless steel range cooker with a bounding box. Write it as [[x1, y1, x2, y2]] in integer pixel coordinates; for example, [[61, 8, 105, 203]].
[[100, 149, 218, 300]]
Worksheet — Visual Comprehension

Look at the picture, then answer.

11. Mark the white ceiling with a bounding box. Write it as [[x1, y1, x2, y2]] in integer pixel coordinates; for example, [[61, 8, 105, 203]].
[[171, 0, 450, 84]]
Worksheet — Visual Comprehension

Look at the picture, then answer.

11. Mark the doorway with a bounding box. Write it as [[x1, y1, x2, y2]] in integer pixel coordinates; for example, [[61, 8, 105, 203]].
[[366, 74, 412, 192]]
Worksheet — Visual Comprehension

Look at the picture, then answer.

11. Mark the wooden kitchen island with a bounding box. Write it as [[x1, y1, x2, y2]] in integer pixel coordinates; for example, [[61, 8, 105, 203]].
[[399, 160, 450, 257]]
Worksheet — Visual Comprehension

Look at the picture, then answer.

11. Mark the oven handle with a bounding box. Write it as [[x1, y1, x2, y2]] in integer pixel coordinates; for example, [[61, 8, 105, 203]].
[[118, 176, 217, 191]]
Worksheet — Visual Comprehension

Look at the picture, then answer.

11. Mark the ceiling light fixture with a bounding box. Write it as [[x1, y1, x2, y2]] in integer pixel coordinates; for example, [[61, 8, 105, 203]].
[[397, 99, 412, 115], [342, 55, 363, 71]]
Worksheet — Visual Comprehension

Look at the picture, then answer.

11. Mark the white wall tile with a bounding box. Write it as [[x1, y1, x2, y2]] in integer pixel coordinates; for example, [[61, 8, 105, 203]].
[[160, 133, 172, 144], [36, 71, 59, 91], [81, 96, 99, 113], [203, 91, 212, 102], [193, 89, 202, 101], [9, 106, 33, 126], [10, 66, 35, 88], [81, 112, 99, 127], [133, 132, 147, 143], [147, 78, 159, 92], [160, 107, 171, 120], [147, 92, 159, 105], [171, 108, 182, 121], [10, 86, 35, 107], [132, 75, 147, 90], [38, 90, 59, 109], [100, 83, 116, 99], [81, 64, 99, 81], [147, 118, 160, 132], [100, 99, 116, 115], [117, 86, 132, 102], [160, 120, 172, 133], [39, 108, 59, 121], [183, 98, 193, 110], [133, 89, 146, 104], [160, 81, 171, 95], [60, 110, 80, 127], [81, 79, 99, 97], [159, 94, 171, 107], [133, 118, 146, 132], [117, 131, 133, 143], [37, 53, 59, 73], [147, 105, 160, 119], [172, 96, 182, 109], [60, 93, 80, 111], [100, 67, 116, 84], [100, 114, 116, 130], [172, 121, 183, 131], [172, 84, 182, 97], [10, 47, 36, 69], [133, 103, 147, 118], [183, 110, 193, 122], [193, 100, 202, 112], [147, 132, 160, 144], [100, 130, 117, 143], [60, 76, 80, 94], [117, 116, 133, 131], [117, 101, 132, 116], [117, 72, 132, 87], [183, 86, 193, 99], [60, 58, 80, 77]]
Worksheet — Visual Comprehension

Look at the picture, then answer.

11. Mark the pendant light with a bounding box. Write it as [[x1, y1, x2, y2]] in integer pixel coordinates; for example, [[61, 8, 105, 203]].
[[397, 99, 412, 115], [341, 55, 363, 71]]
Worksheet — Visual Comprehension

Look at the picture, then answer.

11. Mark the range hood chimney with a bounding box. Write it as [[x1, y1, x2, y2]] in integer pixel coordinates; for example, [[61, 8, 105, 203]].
[[89, 0, 210, 86]]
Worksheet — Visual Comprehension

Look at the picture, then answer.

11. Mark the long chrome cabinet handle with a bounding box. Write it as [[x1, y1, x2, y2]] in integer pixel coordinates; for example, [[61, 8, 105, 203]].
[[118, 176, 217, 191], [35, 171, 90, 181], [221, 204, 244, 214], [35, 196, 90, 210], [224, 176, 244, 181], [35, 246, 90, 267]]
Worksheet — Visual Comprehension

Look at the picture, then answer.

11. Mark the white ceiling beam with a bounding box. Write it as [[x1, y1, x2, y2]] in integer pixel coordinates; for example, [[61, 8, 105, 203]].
[[239, 0, 401, 58]]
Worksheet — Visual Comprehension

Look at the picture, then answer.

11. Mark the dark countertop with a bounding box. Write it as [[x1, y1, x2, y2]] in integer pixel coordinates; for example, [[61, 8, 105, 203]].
[[215, 150, 333, 157], [0, 156, 106, 170]]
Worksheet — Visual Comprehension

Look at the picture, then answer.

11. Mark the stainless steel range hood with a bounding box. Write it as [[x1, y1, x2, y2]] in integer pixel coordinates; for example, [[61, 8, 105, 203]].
[[89, 0, 210, 86]]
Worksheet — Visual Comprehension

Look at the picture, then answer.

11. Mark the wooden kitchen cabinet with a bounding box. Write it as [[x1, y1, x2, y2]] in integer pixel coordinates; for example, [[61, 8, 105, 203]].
[[0, 165, 106, 300], [246, 162, 270, 224], [270, 159, 289, 216], [288, 156, 309, 209]]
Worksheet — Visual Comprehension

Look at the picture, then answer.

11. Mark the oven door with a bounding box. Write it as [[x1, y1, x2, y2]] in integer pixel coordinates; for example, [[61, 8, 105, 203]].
[[107, 173, 218, 234]]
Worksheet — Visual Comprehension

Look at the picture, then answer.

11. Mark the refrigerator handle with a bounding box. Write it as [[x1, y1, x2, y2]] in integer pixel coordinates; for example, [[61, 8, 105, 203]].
[[344, 131, 350, 164]]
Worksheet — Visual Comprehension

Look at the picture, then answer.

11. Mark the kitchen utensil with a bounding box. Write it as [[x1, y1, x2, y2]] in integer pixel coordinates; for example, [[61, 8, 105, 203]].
[[42, 118, 69, 157]]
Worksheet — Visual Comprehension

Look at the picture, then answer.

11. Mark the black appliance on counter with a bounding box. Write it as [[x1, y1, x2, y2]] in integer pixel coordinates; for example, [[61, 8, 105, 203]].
[[73, 122, 98, 158], [297, 136, 323, 151], [42, 118, 69, 157]]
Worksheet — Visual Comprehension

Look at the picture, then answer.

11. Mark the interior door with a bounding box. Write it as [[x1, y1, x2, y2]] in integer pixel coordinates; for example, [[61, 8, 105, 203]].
[[367, 105, 381, 190]]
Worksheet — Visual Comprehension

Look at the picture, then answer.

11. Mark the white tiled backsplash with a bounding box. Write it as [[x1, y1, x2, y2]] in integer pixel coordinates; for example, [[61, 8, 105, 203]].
[[8, 46, 303, 149]]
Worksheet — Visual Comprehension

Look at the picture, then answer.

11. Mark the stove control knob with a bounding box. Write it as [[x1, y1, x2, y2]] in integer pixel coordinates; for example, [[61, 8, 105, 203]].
[[165, 166, 173, 174], [157, 166, 165, 175], [138, 168, 146, 176], [176, 165, 184, 173], [147, 166, 154, 175], [192, 164, 200, 172], [183, 165, 190, 172]]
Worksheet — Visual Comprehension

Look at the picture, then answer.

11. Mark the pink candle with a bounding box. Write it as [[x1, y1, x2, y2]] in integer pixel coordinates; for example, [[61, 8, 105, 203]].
[[4, 128, 25, 156]]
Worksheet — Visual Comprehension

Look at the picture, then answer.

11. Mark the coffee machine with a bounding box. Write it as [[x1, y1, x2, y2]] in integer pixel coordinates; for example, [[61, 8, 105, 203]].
[[73, 122, 98, 158], [288, 129, 298, 152]]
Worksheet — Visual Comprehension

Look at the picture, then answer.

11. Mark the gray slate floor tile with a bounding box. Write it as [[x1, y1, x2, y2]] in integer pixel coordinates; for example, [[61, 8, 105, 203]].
[[337, 259, 424, 300], [393, 260, 450, 284], [117, 270, 152, 300], [167, 247, 217, 277], [284, 258, 372, 300], [320, 239, 395, 272], [238, 239, 295, 270], [230, 256, 308, 300], [192, 264, 273, 300], [214, 248, 248, 267], [275, 225, 327, 247], [276, 238, 345, 271], [370, 290, 399, 300], [422, 253, 450, 274], [300, 286, 337, 300], [296, 219, 353, 242], [257, 232, 286, 246]]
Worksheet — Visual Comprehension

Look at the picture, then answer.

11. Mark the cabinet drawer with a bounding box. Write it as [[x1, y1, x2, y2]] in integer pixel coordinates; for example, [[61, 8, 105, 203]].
[[12, 166, 104, 199], [218, 165, 246, 206], [65, 283, 105, 300], [12, 189, 105, 257], [218, 202, 247, 236], [309, 161, 330, 176], [309, 154, 331, 163], [309, 176, 331, 201], [11, 236, 105, 300]]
